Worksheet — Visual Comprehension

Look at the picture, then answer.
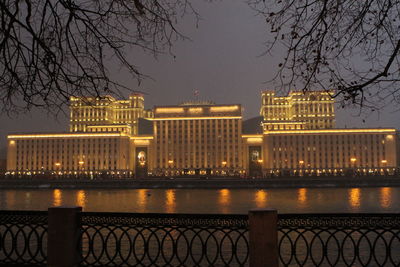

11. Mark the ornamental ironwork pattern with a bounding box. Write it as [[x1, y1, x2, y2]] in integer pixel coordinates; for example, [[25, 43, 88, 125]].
[[80, 212, 249, 266], [2, 210, 400, 267], [278, 214, 400, 266], [0, 210, 48, 266]]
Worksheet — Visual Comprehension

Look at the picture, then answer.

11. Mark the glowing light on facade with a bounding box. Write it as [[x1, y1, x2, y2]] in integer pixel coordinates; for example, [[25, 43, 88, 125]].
[[150, 116, 242, 121], [8, 133, 127, 139], [155, 107, 184, 113], [246, 138, 263, 144], [133, 140, 150, 145], [5, 91, 398, 176], [210, 106, 239, 112], [188, 107, 203, 114], [264, 129, 396, 135]]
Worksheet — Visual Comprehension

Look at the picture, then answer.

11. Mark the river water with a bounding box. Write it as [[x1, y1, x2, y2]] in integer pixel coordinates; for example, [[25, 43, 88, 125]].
[[0, 187, 399, 213]]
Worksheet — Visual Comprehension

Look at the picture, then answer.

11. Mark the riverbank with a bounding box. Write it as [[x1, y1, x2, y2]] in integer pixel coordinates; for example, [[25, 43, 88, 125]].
[[1, 176, 400, 189]]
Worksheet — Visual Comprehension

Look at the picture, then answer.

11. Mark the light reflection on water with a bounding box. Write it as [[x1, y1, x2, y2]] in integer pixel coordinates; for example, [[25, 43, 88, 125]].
[[76, 190, 86, 209], [53, 189, 62, 207], [297, 188, 307, 208], [165, 189, 176, 213], [218, 189, 231, 213], [0, 187, 398, 213], [380, 187, 392, 209], [137, 189, 148, 213], [254, 189, 267, 208], [349, 188, 361, 210]]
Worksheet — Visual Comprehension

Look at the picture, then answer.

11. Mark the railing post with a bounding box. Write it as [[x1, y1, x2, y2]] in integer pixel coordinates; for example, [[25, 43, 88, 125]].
[[47, 206, 82, 267], [249, 208, 279, 267]]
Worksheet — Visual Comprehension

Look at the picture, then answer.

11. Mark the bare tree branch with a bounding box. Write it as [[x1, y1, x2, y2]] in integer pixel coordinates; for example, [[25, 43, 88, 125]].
[[0, 0, 197, 114], [249, 0, 400, 110]]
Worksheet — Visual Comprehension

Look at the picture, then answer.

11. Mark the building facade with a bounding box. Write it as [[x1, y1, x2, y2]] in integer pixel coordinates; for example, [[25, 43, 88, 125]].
[[6, 90, 398, 177], [261, 90, 335, 130], [151, 103, 243, 176], [69, 93, 151, 135]]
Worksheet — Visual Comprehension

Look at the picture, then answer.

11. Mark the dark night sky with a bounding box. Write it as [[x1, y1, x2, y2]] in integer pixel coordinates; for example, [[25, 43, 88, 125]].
[[1, 0, 399, 157]]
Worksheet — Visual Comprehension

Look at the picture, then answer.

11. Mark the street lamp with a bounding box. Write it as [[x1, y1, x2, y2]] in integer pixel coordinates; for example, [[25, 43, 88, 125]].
[[54, 162, 61, 176], [168, 160, 174, 175], [79, 161, 84, 172]]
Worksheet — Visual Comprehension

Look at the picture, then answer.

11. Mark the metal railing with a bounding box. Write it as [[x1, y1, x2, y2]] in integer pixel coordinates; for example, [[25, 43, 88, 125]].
[[278, 214, 400, 267], [1, 209, 400, 266], [0, 210, 47, 266], [81, 212, 249, 266]]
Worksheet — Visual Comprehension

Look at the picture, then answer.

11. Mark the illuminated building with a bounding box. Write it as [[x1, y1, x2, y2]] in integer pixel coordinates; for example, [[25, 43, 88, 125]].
[[69, 93, 152, 135], [244, 90, 397, 176], [261, 129, 397, 176], [7, 133, 132, 176], [261, 90, 335, 131], [151, 103, 243, 176], [5, 90, 399, 177]]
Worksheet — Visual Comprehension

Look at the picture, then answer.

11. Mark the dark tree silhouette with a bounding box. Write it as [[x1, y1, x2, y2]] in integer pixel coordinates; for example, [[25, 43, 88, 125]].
[[0, 0, 196, 113], [250, 0, 400, 109]]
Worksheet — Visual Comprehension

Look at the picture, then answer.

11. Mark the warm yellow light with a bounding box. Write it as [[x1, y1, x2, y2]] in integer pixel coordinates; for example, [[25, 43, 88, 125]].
[[9, 140, 15, 145], [150, 116, 242, 121], [299, 160, 304, 164], [8, 133, 127, 139], [349, 188, 361, 208], [222, 161, 227, 166], [264, 129, 395, 135], [189, 107, 203, 114], [350, 158, 357, 163], [218, 189, 231, 207], [134, 140, 150, 145], [168, 160, 174, 164], [381, 160, 387, 164], [156, 107, 184, 113], [386, 135, 394, 140], [246, 137, 263, 144], [242, 134, 263, 138], [165, 189, 176, 213], [380, 187, 392, 209], [298, 188, 307, 205], [255, 190, 267, 208], [257, 159, 263, 163], [55, 162, 61, 166], [76, 190, 86, 209], [130, 136, 153, 140], [210, 105, 239, 112], [78, 161, 84, 165], [87, 125, 131, 129], [53, 189, 62, 206]]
